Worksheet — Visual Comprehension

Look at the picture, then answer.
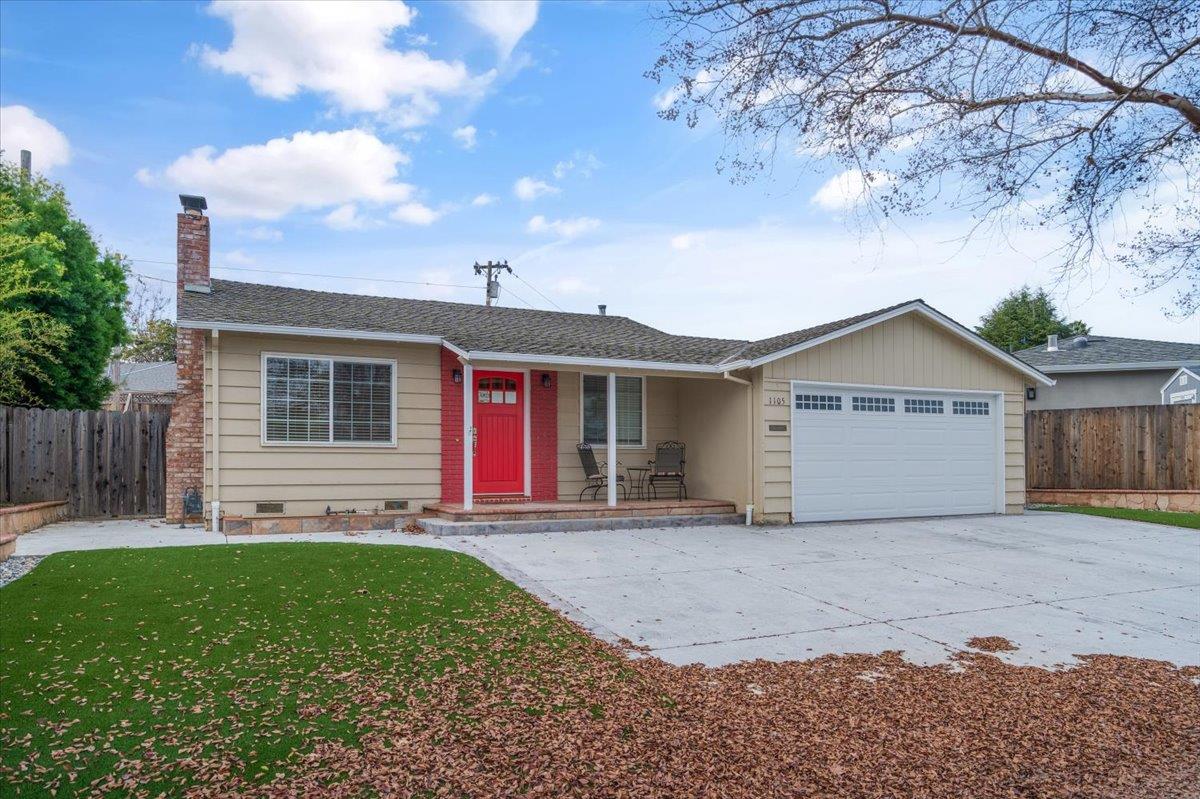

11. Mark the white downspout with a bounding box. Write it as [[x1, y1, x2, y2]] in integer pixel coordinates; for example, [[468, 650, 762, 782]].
[[607, 371, 617, 507], [723, 371, 754, 525], [211, 329, 221, 531]]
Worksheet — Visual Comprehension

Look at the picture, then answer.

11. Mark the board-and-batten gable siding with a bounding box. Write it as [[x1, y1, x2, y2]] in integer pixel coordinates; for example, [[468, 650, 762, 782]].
[[556, 372, 681, 500], [202, 333, 442, 517], [755, 312, 1029, 523]]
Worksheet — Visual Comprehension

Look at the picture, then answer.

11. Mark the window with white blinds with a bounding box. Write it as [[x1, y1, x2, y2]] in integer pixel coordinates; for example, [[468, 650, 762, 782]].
[[582, 374, 644, 447], [263, 355, 393, 444]]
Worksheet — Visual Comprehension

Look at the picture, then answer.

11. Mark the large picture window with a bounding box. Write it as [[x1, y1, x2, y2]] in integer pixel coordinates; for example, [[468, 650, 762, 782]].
[[263, 354, 393, 444], [582, 374, 644, 447]]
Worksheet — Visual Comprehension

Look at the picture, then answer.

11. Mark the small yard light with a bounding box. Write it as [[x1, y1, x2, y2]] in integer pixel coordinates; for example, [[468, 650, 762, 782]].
[[541, 372, 552, 389], [452, 368, 463, 384]]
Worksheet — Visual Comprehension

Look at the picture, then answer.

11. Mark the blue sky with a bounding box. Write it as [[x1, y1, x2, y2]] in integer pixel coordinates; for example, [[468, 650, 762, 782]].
[[1, 0, 1195, 343]]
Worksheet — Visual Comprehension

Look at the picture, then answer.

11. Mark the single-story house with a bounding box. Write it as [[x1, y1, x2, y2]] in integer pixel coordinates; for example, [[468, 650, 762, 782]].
[[1160, 366, 1200, 405], [1015, 334, 1200, 409], [165, 196, 1052, 528], [104, 360, 177, 411]]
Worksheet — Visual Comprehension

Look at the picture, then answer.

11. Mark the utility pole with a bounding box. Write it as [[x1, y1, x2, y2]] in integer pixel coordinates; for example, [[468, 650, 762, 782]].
[[19, 150, 31, 182], [473, 260, 511, 306]]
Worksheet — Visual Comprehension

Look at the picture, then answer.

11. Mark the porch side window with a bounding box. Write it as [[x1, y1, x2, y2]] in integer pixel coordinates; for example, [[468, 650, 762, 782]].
[[582, 375, 644, 447], [264, 355, 393, 444]]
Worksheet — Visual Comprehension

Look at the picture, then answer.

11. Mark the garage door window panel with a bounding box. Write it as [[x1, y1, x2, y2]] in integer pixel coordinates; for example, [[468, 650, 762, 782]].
[[852, 396, 895, 412]]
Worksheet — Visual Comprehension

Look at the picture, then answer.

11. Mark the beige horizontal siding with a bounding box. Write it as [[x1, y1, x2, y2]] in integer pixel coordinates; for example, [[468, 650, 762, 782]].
[[754, 311, 1030, 523], [203, 333, 441, 518], [557, 372, 681, 500]]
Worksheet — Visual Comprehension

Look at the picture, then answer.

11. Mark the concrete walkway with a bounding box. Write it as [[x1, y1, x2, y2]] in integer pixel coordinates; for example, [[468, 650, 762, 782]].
[[445, 512, 1200, 669], [13, 512, 1199, 670]]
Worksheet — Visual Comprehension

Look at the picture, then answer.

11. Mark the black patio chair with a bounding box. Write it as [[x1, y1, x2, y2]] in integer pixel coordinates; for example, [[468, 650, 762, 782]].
[[576, 443, 628, 501], [647, 441, 686, 500]]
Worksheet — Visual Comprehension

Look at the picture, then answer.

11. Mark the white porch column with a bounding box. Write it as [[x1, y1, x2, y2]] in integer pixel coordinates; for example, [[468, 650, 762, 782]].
[[462, 361, 474, 510], [607, 371, 617, 506]]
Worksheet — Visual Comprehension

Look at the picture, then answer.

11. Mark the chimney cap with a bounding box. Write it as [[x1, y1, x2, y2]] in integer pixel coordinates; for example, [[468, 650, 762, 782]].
[[179, 194, 208, 214]]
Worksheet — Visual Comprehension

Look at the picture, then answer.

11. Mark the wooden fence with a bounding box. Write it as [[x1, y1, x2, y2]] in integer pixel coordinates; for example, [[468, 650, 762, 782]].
[[0, 406, 169, 517], [1025, 405, 1198, 491]]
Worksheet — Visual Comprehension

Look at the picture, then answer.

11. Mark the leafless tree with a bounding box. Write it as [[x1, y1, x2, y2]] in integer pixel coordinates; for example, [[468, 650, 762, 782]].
[[649, 0, 1199, 315]]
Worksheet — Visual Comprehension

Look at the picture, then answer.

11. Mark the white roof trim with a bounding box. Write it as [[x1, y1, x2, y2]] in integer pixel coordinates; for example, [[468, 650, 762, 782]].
[[465, 350, 724, 373], [178, 319, 444, 346], [1160, 366, 1200, 395], [1040, 361, 1196, 374], [742, 302, 1055, 386]]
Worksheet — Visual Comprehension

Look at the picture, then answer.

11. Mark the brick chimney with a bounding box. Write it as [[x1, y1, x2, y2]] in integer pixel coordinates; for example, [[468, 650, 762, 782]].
[[165, 195, 209, 524]]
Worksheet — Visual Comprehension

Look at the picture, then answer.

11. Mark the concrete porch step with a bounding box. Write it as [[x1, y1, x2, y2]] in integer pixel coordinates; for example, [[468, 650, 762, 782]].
[[421, 512, 744, 537], [425, 498, 736, 522]]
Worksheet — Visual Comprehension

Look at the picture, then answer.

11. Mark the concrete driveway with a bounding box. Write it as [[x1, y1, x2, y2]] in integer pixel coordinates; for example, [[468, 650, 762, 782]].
[[447, 512, 1200, 669]]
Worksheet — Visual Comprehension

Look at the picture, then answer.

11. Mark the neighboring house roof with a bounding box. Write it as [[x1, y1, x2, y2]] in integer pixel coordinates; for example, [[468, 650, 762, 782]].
[[1161, 365, 1200, 395], [108, 361, 177, 393], [1014, 336, 1200, 373], [178, 279, 1051, 384]]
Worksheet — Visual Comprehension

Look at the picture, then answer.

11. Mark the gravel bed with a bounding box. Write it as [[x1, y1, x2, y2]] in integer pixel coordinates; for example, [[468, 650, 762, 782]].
[[0, 555, 45, 588]]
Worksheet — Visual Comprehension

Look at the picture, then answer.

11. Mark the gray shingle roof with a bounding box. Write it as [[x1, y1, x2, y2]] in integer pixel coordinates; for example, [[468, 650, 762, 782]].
[[1014, 336, 1200, 369], [178, 281, 994, 372], [108, 361, 177, 392]]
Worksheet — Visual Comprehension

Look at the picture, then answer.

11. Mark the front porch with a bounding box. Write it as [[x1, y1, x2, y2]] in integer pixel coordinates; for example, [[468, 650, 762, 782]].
[[425, 497, 736, 522]]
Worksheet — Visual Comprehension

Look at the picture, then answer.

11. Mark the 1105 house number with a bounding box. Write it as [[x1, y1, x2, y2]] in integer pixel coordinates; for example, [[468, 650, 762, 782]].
[[766, 395, 788, 406]]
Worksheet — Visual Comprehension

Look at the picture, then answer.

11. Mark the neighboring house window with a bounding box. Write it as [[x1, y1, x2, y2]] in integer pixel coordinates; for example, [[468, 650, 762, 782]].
[[264, 355, 393, 444], [582, 374, 644, 447]]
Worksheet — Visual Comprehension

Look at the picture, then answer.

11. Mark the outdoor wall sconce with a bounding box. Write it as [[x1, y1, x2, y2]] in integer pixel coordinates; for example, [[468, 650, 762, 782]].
[[541, 373, 552, 389], [452, 368, 463, 384], [1026, 386, 1037, 401]]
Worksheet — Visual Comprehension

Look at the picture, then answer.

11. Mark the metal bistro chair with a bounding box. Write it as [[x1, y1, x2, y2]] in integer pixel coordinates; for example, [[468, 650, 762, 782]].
[[576, 443, 628, 501], [647, 441, 687, 500]]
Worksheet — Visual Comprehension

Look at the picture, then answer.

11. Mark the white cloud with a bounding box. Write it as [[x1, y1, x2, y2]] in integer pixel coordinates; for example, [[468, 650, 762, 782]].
[[552, 150, 600, 180], [471, 192, 497, 206], [200, 0, 489, 127], [670, 232, 702, 251], [527, 214, 600, 239], [391, 201, 440, 225], [241, 225, 283, 241], [0, 105, 71, 171], [222, 248, 256, 266], [452, 125, 477, 150], [513, 176, 558, 201], [810, 168, 893, 211], [324, 203, 370, 230], [137, 129, 414, 219], [457, 0, 538, 59], [550, 277, 595, 295]]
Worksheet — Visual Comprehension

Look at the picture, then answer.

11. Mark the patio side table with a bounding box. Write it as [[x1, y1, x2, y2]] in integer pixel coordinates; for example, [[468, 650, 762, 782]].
[[627, 467, 650, 500]]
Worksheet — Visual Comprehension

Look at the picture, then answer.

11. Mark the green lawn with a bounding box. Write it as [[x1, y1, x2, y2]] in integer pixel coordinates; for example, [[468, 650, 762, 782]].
[[0, 544, 618, 796], [1032, 505, 1200, 529]]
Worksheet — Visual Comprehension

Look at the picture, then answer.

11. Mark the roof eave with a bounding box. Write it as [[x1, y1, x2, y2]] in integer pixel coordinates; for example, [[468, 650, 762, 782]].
[[1037, 361, 1195, 374]]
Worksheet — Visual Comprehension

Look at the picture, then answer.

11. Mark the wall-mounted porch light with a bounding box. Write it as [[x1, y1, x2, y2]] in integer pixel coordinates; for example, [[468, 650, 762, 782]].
[[1026, 386, 1037, 401], [452, 368, 463, 384], [541, 372, 552, 389]]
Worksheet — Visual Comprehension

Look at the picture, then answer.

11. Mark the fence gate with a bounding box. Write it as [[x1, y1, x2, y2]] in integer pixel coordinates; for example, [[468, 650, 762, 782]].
[[1, 406, 169, 517]]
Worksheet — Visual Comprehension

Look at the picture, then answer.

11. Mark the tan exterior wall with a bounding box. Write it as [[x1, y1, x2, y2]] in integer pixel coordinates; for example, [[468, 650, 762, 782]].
[[556, 373, 682, 500], [753, 312, 1030, 523], [203, 333, 441, 518], [677, 378, 751, 510]]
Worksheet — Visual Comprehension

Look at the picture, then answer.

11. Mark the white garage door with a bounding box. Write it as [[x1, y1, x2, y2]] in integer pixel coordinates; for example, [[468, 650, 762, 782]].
[[790, 382, 1001, 522]]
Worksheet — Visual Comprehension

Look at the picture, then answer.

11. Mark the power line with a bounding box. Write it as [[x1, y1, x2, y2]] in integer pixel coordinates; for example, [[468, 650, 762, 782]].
[[510, 270, 566, 312], [127, 258, 483, 291]]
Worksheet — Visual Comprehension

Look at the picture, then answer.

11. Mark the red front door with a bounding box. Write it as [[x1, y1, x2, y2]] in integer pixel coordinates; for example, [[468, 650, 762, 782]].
[[473, 371, 525, 495]]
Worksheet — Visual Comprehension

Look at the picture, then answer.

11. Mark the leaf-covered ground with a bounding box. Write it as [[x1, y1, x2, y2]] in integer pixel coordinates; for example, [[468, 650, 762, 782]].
[[2, 543, 1197, 798]]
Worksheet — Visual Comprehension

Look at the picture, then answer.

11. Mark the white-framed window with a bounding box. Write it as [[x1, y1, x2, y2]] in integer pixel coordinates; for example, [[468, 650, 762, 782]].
[[952, 399, 990, 416], [795, 394, 842, 411], [852, 396, 895, 412], [581, 374, 644, 447], [262, 353, 395, 445], [904, 398, 944, 414]]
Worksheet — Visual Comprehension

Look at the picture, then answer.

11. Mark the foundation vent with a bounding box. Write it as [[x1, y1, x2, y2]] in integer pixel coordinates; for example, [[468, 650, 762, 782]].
[[384, 500, 409, 511], [255, 501, 285, 514]]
